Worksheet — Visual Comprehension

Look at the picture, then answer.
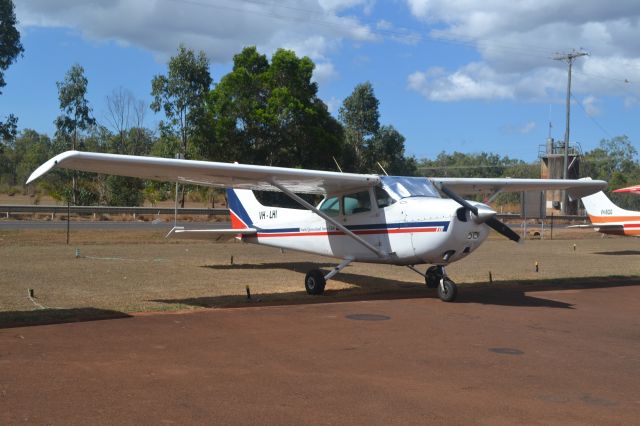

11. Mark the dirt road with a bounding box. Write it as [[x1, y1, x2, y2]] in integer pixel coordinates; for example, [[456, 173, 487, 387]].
[[1, 283, 639, 424]]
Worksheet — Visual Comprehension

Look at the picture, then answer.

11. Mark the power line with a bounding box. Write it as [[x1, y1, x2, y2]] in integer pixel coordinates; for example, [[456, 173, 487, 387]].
[[570, 93, 611, 138]]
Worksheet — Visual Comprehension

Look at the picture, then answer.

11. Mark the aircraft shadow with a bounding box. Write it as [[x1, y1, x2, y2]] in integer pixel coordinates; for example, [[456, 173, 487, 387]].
[[154, 267, 640, 310], [593, 250, 640, 256], [0, 308, 132, 329], [202, 262, 336, 271]]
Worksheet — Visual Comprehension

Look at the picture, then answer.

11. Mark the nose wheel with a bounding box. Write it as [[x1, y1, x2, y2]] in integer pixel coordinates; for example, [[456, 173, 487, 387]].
[[437, 277, 457, 302]]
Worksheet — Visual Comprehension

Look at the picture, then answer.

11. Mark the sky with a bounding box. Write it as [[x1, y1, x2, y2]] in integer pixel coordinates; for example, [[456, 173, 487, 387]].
[[3, 0, 640, 162]]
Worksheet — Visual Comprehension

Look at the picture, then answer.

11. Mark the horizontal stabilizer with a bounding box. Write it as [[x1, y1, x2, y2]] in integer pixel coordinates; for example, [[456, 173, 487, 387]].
[[568, 223, 625, 233], [165, 226, 256, 240]]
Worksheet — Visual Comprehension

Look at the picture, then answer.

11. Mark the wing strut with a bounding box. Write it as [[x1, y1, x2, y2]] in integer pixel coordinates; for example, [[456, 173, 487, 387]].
[[269, 179, 387, 258]]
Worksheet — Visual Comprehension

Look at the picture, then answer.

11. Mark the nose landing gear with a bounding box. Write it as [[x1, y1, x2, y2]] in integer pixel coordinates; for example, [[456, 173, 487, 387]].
[[408, 265, 458, 302]]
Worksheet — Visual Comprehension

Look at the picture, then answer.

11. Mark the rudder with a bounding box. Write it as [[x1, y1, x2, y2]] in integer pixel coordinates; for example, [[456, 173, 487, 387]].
[[226, 188, 263, 229]]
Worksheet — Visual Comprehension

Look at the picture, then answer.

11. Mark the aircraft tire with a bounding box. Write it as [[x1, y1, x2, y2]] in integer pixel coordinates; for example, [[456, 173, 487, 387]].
[[305, 269, 326, 295], [425, 266, 442, 289], [437, 278, 457, 302]]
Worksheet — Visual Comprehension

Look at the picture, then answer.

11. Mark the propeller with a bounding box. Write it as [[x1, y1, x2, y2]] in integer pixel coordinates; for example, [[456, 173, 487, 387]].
[[439, 185, 521, 243]]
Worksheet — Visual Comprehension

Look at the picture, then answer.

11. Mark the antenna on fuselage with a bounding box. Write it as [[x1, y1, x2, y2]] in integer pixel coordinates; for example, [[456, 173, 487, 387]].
[[377, 161, 389, 176], [332, 156, 343, 173]]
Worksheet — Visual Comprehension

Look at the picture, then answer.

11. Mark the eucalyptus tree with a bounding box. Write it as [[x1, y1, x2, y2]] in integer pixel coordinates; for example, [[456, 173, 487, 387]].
[[0, 0, 24, 141], [339, 82, 380, 171], [54, 64, 96, 203], [151, 44, 212, 159]]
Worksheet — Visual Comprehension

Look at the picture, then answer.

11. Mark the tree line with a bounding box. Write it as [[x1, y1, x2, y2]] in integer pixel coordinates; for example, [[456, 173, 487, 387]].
[[1, 42, 419, 206]]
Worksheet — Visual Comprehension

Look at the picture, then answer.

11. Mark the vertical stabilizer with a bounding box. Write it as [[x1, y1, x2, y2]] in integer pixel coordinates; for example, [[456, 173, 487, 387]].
[[226, 188, 263, 229], [581, 191, 640, 220]]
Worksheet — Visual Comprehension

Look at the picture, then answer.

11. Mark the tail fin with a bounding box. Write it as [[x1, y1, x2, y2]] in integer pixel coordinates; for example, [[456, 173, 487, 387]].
[[581, 190, 640, 219], [226, 188, 263, 229]]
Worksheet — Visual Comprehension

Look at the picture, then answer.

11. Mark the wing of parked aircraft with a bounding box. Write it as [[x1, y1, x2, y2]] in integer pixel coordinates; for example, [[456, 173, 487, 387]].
[[614, 185, 640, 195], [27, 151, 379, 195], [27, 151, 607, 198]]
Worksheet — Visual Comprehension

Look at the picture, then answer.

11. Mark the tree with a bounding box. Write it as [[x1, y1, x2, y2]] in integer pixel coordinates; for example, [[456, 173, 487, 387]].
[[339, 82, 380, 170], [367, 125, 417, 176], [104, 86, 149, 154], [0, 0, 24, 141], [12, 129, 51, 186], [151, 45, 212, 207], [55, 64, 96, 150], [582, 135, 638, 184], [417, 152, 532, 178], [151, 44, 212, 159], [205, 46, 269, 163], [206, 46, 343, 170], [338, 82, 416, 174], [54, 64, 96, 203]]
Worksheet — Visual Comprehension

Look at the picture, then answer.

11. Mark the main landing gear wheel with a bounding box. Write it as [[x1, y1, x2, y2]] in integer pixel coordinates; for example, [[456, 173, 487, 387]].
[[437, 278, 457, 302], [425, 266, 443, 289], [305, 269, 326, 295]]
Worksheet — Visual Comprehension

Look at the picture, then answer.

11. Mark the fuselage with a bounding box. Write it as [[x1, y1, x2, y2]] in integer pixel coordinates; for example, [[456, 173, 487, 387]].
[[236, 195, 490, 266]]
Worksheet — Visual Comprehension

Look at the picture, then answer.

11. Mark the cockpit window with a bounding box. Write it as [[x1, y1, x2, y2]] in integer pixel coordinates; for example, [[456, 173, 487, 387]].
[[319, 196, 340, 216], [380, 176, 440, 200], [343, 191, 371, 215], [375, 186, 395, 208]]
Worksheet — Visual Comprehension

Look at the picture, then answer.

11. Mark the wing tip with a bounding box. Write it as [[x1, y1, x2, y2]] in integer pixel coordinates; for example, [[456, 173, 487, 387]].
[[25, 150, 79, 184]]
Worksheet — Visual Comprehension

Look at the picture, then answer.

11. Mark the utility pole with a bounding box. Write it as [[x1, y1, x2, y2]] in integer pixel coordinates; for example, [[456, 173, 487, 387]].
[[554, 49, 588, 214]]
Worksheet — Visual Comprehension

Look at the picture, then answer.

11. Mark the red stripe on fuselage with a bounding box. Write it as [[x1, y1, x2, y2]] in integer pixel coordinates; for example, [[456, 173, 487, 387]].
[[255, 227, 444, 238]]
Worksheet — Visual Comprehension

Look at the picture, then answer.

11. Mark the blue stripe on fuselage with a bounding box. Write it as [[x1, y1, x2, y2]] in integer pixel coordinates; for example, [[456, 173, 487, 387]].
[[256, 220, 449, 234]]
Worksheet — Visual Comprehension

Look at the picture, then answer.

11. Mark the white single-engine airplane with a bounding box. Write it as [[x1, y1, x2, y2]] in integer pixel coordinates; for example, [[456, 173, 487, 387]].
[[28, 151, 607, 302]]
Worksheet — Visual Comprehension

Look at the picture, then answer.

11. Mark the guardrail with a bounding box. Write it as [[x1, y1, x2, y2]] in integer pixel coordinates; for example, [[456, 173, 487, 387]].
[[0, 205, 228, 216]]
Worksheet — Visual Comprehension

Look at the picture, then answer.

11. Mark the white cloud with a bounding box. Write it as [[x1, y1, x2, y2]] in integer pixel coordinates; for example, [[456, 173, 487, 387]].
[[376, 19, 392, 30], [408, 63, 514, 101], [519, 121, 536, 134], [313, 62, 338, 83], [405, 0, 640, 103], [16, 0, 376, 64], [501, 121, 537, 135], [319, 0, 374, 13], [624, 96, 638, 108], [581, 95, 600, 117]]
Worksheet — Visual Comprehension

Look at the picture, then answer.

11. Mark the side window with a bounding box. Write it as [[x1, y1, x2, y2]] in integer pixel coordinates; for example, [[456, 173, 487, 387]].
[[343, 191, 371, 215], [375, 186, 395, 208], [319, 196, 340, 216]]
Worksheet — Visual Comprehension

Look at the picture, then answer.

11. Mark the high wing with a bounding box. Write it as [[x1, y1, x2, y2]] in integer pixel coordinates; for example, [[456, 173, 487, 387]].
[[430, 177, 606, 200], [27, 151, 607, 198], [27, 151, 379, 195]]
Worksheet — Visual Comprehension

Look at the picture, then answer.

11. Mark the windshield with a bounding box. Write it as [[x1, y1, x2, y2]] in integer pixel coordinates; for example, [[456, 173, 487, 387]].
[[380, 176, 440, 200]]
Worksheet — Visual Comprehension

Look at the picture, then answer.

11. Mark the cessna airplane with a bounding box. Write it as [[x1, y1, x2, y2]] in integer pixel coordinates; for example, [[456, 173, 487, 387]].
[[578, 183, 640, 237], [27, 151, 606, 302]]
